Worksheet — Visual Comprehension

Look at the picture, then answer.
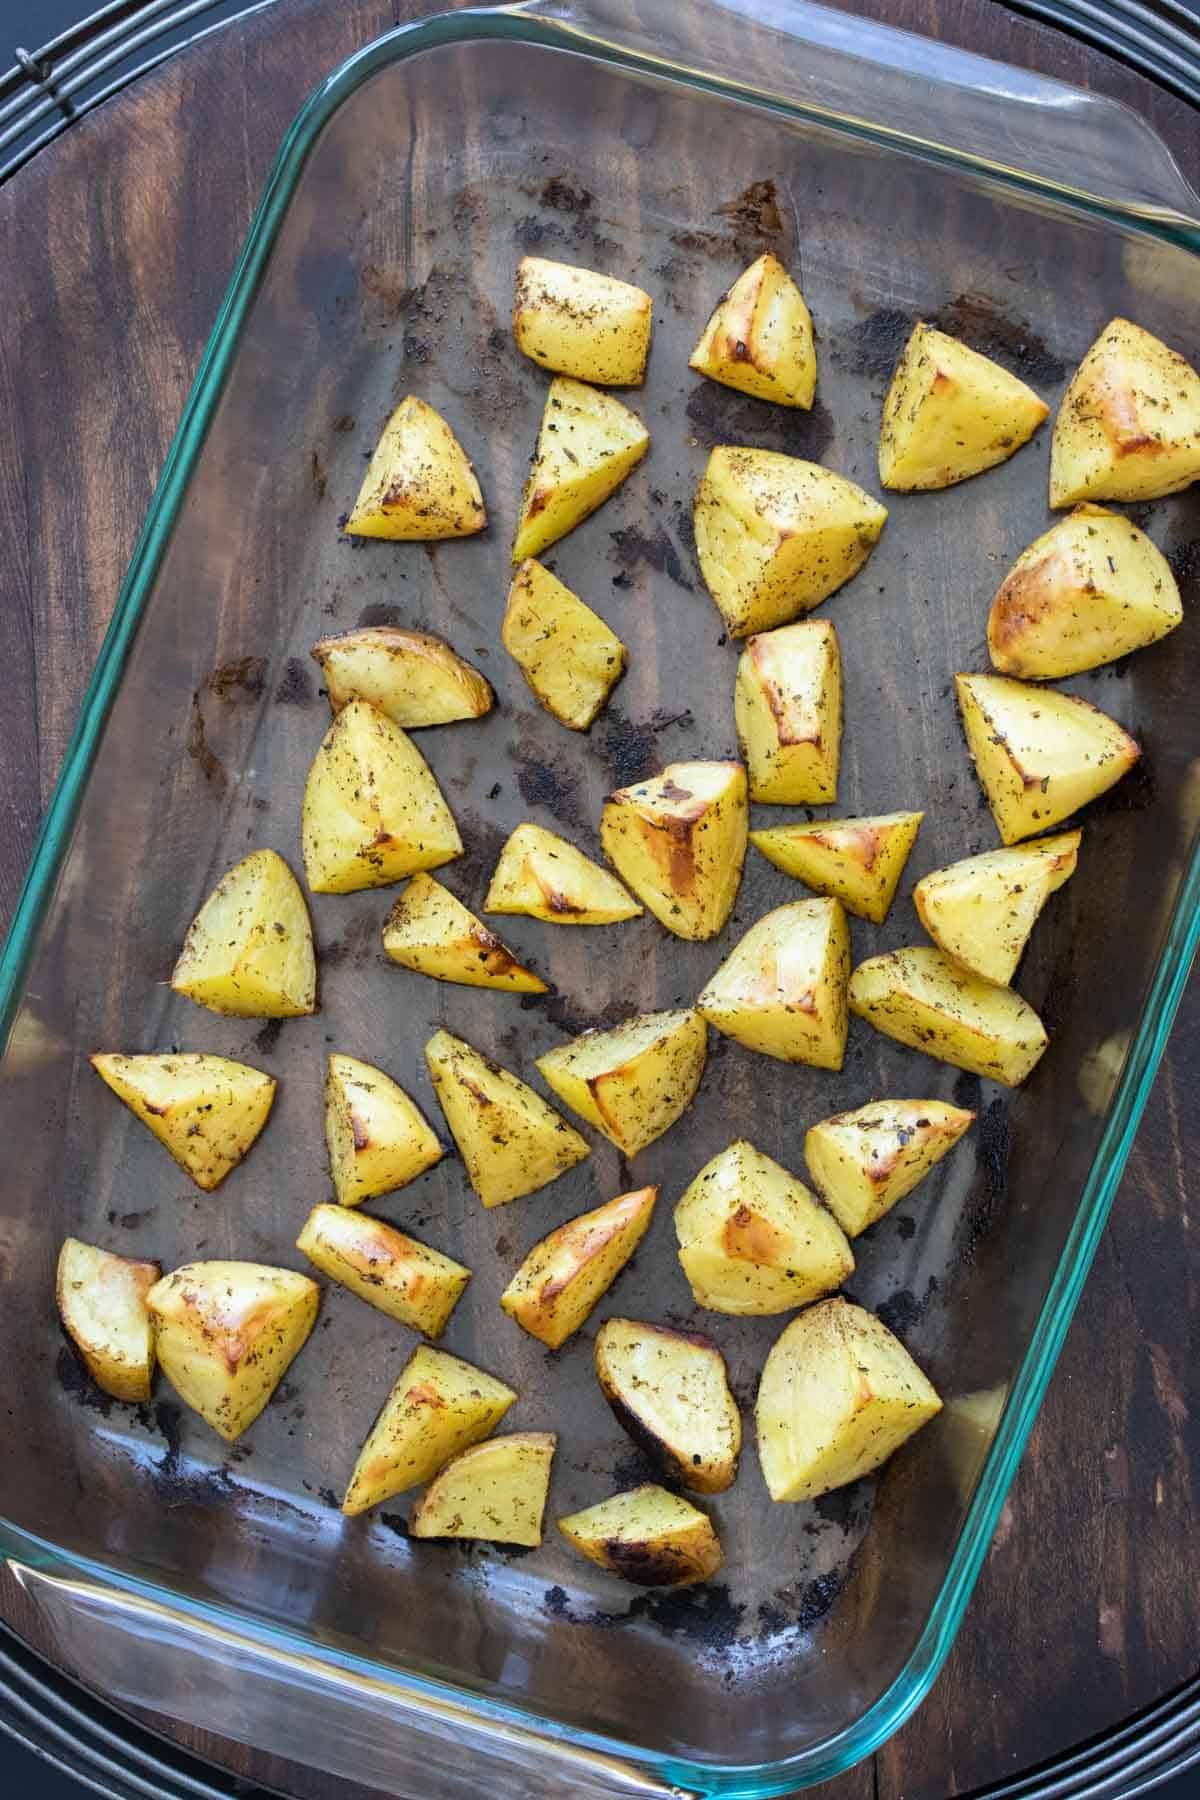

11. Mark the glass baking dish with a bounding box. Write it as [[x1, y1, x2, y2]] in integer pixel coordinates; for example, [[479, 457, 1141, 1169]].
[[2, 2, 1199, 1795]]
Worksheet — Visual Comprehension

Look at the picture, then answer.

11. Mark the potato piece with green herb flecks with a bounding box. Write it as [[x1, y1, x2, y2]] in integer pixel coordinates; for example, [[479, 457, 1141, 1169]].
[[302, 700, 462, 893], [1049, 318, 1200, 506], [382, 873, 547, 993], [878, 322, 1048, 491], [849, 945, 1048, 1086], [324, 1053, 443, 1206], [512, 378, 648, 563], [674, 1139, 853, 1314], [558, 1485, 722, 1586], [409, 1432, 557, 1545], [57, 1239, 160, 1403], [345, 397, 485, 539], [751, 811, 922, 923], [514, 256, 652, 386], [698, 897, 850, 1069], [735, 619, 841, 804], [501, 1187, 656, 1349], [342, 1346, 516, 1515], [594, 1318, 741, 1494], [425, 1029, 589, 1208], [536, 1009, 707, 1156], [600, 761, 747, 941], [171, 849, 316, 1019], [913, 833, 1080, 986], [297, 1202, 468, 1336], [311, 626, 493, 726], [804, 1099, 976, 1236], [485, 822, 641, 925], [689, 253, 816, 408], [756, 1296, 942, 1501], [503, 558, 627, 730], [90, 1052, 275, 1192]]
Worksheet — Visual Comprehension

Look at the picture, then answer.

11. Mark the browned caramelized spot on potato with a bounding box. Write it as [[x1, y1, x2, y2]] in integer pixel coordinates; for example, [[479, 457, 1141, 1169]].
[[349, 1112, 371, 1152], [460, 1077, 494, 1109], [815, 824, 880, 872], [407, 1383, 447, 1410], [722, 1204, 792, 1263], [526, 486, 551, 518], [989, 552, 1069, 657], [600, 1537, 689, 1586]]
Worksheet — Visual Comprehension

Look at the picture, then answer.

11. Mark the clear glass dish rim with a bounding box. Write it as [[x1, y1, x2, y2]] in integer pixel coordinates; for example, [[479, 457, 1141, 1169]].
[[1, 7, 1198, 1792]]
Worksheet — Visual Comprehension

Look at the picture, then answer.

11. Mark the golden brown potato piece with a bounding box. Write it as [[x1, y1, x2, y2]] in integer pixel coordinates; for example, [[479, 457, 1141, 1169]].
[[849, 945, 1048, 1086], [1049, 317, 1200, 506], [956, 672, 1139, 845], [594, 1318, 741, 1495], [311, 627, 494, 727], [558, 1485, 721, 1587], [735, 619, 841, 804], [698, 897, 850, 1069], [674, 1139, 853, 1315], [324, 1052, 443, 1206], [512, 377, 648, 563], [987, 506, 1182, 679], [600, 760, 747, 940], [535, 1009, 707, 1156], [689, 253, 816, 408], [878, 321, 1048, 491], [751, 810, 922, 923], [503, 559, 627, 730], [500, 1186, 657, 1349], [297, 1202, 468, 1337], [382, 873, 547, 993], [485, 822, 642, 925], [513, 256, 652, 386], [756, 1296, 942, 1501], [57, 1239, 160, 1403], [302, 700, 462, 893], [342, 1346, 516, 1515], [409, 1432, 557, 1545], [90, 1052, 275, 1191], [147, 1261, 318, 1442], [913, 832, 1081, 986], [804, 1099, 976, 1236], [345, 397, 485, 539], [171, 848, 316, 1020], [425, 1028, 589, 1208], [694, 448, 887, 638]]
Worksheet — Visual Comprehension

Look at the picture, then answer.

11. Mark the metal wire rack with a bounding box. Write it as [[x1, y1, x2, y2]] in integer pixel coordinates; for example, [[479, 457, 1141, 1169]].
[[0, 0, 267, 179]]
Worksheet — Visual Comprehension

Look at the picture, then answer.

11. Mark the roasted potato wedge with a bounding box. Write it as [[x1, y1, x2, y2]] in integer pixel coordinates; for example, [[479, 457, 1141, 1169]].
[[147, 1261, 318, 1442], [751, 810, 922, 923], [756, 1296, 942, 1501], [674, 1138, 853, 1315], [345, 396, 485, 539], [425, 1028, 590, 1207], [513, 256, 652, 386], [600, 760, 747, 940], [57, 1239, 160, 1403], [558, 1485, 721, 1587], [735, 619, 841, 804], [342, 1345, 516, 1515], [804, 1099, 976, 1236], [302, 700, 462, 893], [297, 1202, 468, 1337], [694, 448, 887, 638], [594, 1318, 741, 1495], [325, 1052, 443, 1206], [90, 1052, 275, 1191], [409, 1431, 557, 1545], [878, 321, 1048, 491], [512, 377, 648, 563], [171, 848, 315, 1020], [913, 832, 1081, 986], [689, 253, 815, 408], [503, 558, 627, 730], [698, 897, 850, 1069], [500, 1186, 657, 1349], [485, 821, 642, 925], [382, 872, 547, 993], [535, 1009, 707, 1156], [849, 945, 1048, 1086], [956, 672, 1139, 844], [1049, 317, 1200, 506], [987, 506, 1182, 679], [311, 626, 494, 727]]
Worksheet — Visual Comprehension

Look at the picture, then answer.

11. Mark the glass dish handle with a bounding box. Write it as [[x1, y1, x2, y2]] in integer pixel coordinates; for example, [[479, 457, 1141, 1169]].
[[11, 1559, 696, 1800], [519, 0, 1200, 228]]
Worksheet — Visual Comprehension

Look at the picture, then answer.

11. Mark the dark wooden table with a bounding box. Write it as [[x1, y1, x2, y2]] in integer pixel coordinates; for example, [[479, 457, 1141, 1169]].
[[0, 0, 1196, 1795]]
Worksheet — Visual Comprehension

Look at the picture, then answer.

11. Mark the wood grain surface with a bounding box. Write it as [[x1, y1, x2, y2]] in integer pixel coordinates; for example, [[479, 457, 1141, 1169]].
[[0, 0, 1196, 1796]]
